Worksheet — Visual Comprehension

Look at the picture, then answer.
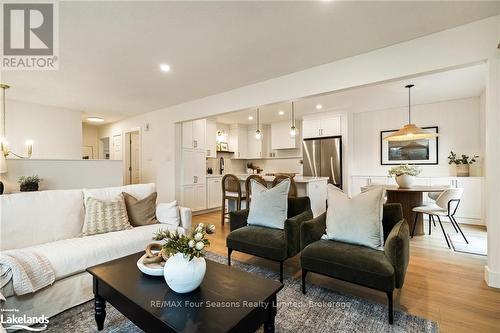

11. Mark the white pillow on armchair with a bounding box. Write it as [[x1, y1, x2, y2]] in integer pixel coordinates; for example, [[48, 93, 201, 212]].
[[156, 201, 180, 226], [323, 184, 385, 250]]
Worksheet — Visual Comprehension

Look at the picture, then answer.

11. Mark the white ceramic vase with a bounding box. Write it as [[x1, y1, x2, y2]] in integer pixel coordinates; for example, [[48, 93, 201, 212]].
[[395, 174, 414, 188], [163, 253, 206, 293]]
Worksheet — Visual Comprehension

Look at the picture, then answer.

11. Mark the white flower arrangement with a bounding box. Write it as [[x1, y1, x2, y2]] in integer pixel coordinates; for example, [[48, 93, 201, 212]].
[[388, 164, 421, 177], [153, 223, 215, 261]]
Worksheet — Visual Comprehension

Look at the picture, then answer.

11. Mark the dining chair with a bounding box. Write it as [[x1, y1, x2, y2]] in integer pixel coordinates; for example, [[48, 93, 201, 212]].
[[411, 188, 467, 248], [245, 175, 267, 206], [272, 174, 297, 197], [221, 174, 246, 225]]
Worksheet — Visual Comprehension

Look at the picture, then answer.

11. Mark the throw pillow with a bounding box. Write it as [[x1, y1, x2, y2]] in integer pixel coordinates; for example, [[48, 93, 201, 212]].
[[323, 185, 385, 250], [81, 194, 132, 236], [156, 201, 180, 226], [247, 179, 290, 230], [122, 192, 158, 227]]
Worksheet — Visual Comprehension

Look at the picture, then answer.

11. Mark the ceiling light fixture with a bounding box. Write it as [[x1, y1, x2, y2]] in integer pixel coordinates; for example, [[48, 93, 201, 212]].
[[384, 84, 439, 141], [87, 117, 104, 123], [315, 104, 323, 110], [248, 116, 253, 120], [255, 108, 262, 140], [278, 110, 284, 116], [160, 64, 171, 72], [289, 102, 297, 138]]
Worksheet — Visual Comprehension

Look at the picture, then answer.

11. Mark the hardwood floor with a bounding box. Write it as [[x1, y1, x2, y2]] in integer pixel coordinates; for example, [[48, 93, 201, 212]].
[[194, 211, 500, 333]]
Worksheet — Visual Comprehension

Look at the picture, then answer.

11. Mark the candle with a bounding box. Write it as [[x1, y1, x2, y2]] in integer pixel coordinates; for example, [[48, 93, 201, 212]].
[[25, 140, 33, 157]]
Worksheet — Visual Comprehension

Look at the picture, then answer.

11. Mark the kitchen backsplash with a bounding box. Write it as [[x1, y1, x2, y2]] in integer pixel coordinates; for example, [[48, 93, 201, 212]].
[[206, 157, 302, 175]]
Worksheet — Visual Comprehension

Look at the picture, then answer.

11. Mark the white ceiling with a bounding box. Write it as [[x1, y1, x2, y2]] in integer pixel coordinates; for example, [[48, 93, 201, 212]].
[[214, 63, 486, 124], [2, 1, 499, 124]]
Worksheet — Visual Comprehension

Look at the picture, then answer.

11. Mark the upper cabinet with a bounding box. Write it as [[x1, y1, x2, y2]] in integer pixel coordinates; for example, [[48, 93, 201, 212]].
[[182, 119, 206, 150], [302, 114, 342, 139], [205, 119, 217, 158], [247, 125, 269, 158], [229, 124, 248, 159], [271, 121, 298, 150]]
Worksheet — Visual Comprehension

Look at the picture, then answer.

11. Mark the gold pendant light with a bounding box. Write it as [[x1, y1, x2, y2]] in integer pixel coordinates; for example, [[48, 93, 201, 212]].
[[254, 108, 262, 140], [384, 84, 438, 142], [289, 101, 297, 138]]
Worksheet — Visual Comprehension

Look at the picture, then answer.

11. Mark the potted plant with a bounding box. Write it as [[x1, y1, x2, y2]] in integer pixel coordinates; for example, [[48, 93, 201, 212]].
[[448, 151, 478, 177], [153, 223, 215, 293], [18, 175, 42, 192], [388, 164, 421, 188]]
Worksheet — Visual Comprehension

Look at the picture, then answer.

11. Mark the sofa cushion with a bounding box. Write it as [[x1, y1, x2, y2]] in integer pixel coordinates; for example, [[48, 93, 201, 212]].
[[226, 226, 287, 261], [84, 183, 156, 205], [10, 224, 173, 281], [123, 192, 158, 226], [81, 195, 132, 236], [301, 239, 395, 291], [0, 189, 84, 251], [156, 201, 180, 226]]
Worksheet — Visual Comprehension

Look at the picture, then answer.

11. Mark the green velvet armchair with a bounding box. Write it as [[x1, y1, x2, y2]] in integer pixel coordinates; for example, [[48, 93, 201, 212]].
[[300, 203, 409, 324], [227, 197, 313, 282]]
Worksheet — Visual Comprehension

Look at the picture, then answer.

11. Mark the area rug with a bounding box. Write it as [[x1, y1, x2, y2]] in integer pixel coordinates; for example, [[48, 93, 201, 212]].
[[46, 252, 438, 333], [448, 233, 487, 256]]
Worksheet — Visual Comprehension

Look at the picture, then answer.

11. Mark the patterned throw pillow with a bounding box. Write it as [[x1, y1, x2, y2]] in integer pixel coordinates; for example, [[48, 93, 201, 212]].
[[122, 192, 158, 227], [81, 194, 132, 236]]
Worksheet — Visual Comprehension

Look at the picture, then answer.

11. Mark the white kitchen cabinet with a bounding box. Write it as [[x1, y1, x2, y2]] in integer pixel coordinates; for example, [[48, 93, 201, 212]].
[[182, 119, 206, 150], [205, 119, 217, 158], [182, 149, 206, 185], [207, 177, 223, 209], [229, 124, 248, 158], [271, 121, 298, 149], [183, 184, 207, 212], [302, 115, 342, 139], [247, 125, 269, 158]]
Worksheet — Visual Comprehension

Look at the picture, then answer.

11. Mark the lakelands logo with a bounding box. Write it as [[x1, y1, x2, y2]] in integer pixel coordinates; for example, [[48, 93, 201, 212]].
[[1, 1, 59, 70], [0, 309, 49, 331]]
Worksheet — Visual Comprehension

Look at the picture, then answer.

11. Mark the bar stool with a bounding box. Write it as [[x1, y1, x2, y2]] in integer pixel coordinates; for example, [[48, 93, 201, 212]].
[[272, 174, 297, 197], [411, 188, 467, 248], [221, 174, 246, 225], [245, 174, 267, 206]]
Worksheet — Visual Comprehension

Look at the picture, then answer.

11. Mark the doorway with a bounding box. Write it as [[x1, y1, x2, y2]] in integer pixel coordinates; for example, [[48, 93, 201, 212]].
[[124, 130, 141, 185]]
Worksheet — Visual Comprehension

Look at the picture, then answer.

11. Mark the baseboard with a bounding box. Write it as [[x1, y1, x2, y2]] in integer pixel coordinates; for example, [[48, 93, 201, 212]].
[[485, 266, 500, 288], [192, 207, 221, 216]]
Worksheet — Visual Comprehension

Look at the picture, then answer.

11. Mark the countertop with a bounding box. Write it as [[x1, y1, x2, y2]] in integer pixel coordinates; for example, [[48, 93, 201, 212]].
[[206, 174, 328, 183]]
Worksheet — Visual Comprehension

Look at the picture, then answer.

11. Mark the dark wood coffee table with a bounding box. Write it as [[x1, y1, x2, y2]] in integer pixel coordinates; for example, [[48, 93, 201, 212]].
[[87, 253, 283, 333]]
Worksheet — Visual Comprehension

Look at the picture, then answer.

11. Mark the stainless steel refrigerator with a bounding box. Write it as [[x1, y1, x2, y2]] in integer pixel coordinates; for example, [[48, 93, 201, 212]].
[[302, 136, 342, 188]]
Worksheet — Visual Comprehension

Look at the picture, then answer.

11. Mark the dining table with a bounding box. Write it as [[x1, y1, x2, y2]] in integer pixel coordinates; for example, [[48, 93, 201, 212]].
[[362, 185, 449, 236]]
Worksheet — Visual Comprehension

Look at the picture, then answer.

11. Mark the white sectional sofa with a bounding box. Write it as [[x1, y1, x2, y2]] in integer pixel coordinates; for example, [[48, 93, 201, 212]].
[[0, 183, 192, 319]]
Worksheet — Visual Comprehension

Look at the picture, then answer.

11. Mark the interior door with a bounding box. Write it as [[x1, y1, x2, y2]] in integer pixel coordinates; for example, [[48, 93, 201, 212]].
[[112, 134, 122, 160], [130, 132, 140, 184]]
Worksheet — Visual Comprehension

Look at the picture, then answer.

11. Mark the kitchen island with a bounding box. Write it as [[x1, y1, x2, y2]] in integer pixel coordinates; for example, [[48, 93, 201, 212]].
[[233, 174, 328, 217]]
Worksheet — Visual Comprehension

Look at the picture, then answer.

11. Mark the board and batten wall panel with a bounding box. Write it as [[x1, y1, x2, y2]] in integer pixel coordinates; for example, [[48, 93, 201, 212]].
[[1, 159, 123, 194], [352, 97, 482, 177]]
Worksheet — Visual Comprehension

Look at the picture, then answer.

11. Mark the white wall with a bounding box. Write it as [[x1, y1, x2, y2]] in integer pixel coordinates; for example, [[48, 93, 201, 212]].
[[0, 159, 122, 193], [4, 99, 82, 159], [82, 124, 99, 159], [352, 97, 482, 177]]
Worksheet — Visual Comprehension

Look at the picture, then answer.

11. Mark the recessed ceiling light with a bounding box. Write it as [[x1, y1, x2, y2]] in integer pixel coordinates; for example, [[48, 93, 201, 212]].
[[160, 64, 171, 72], [278, 110, 285, 115], [248, 116, 254, 120], [315, 104, 323, 110], [87, 117, 104, 123]]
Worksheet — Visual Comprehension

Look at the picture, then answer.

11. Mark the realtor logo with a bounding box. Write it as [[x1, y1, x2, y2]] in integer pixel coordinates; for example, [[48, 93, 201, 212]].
[[2, 1, 59, 70]]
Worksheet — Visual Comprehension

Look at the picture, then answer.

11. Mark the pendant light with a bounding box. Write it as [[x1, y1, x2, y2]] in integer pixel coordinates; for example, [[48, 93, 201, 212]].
[[255, 108, 262, 140], [384, 84, 438, 141], [289, 102, 297, 138]]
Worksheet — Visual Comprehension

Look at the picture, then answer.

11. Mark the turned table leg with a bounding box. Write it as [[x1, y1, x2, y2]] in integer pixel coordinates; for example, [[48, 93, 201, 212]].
[[95, 295, 106, 330]]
